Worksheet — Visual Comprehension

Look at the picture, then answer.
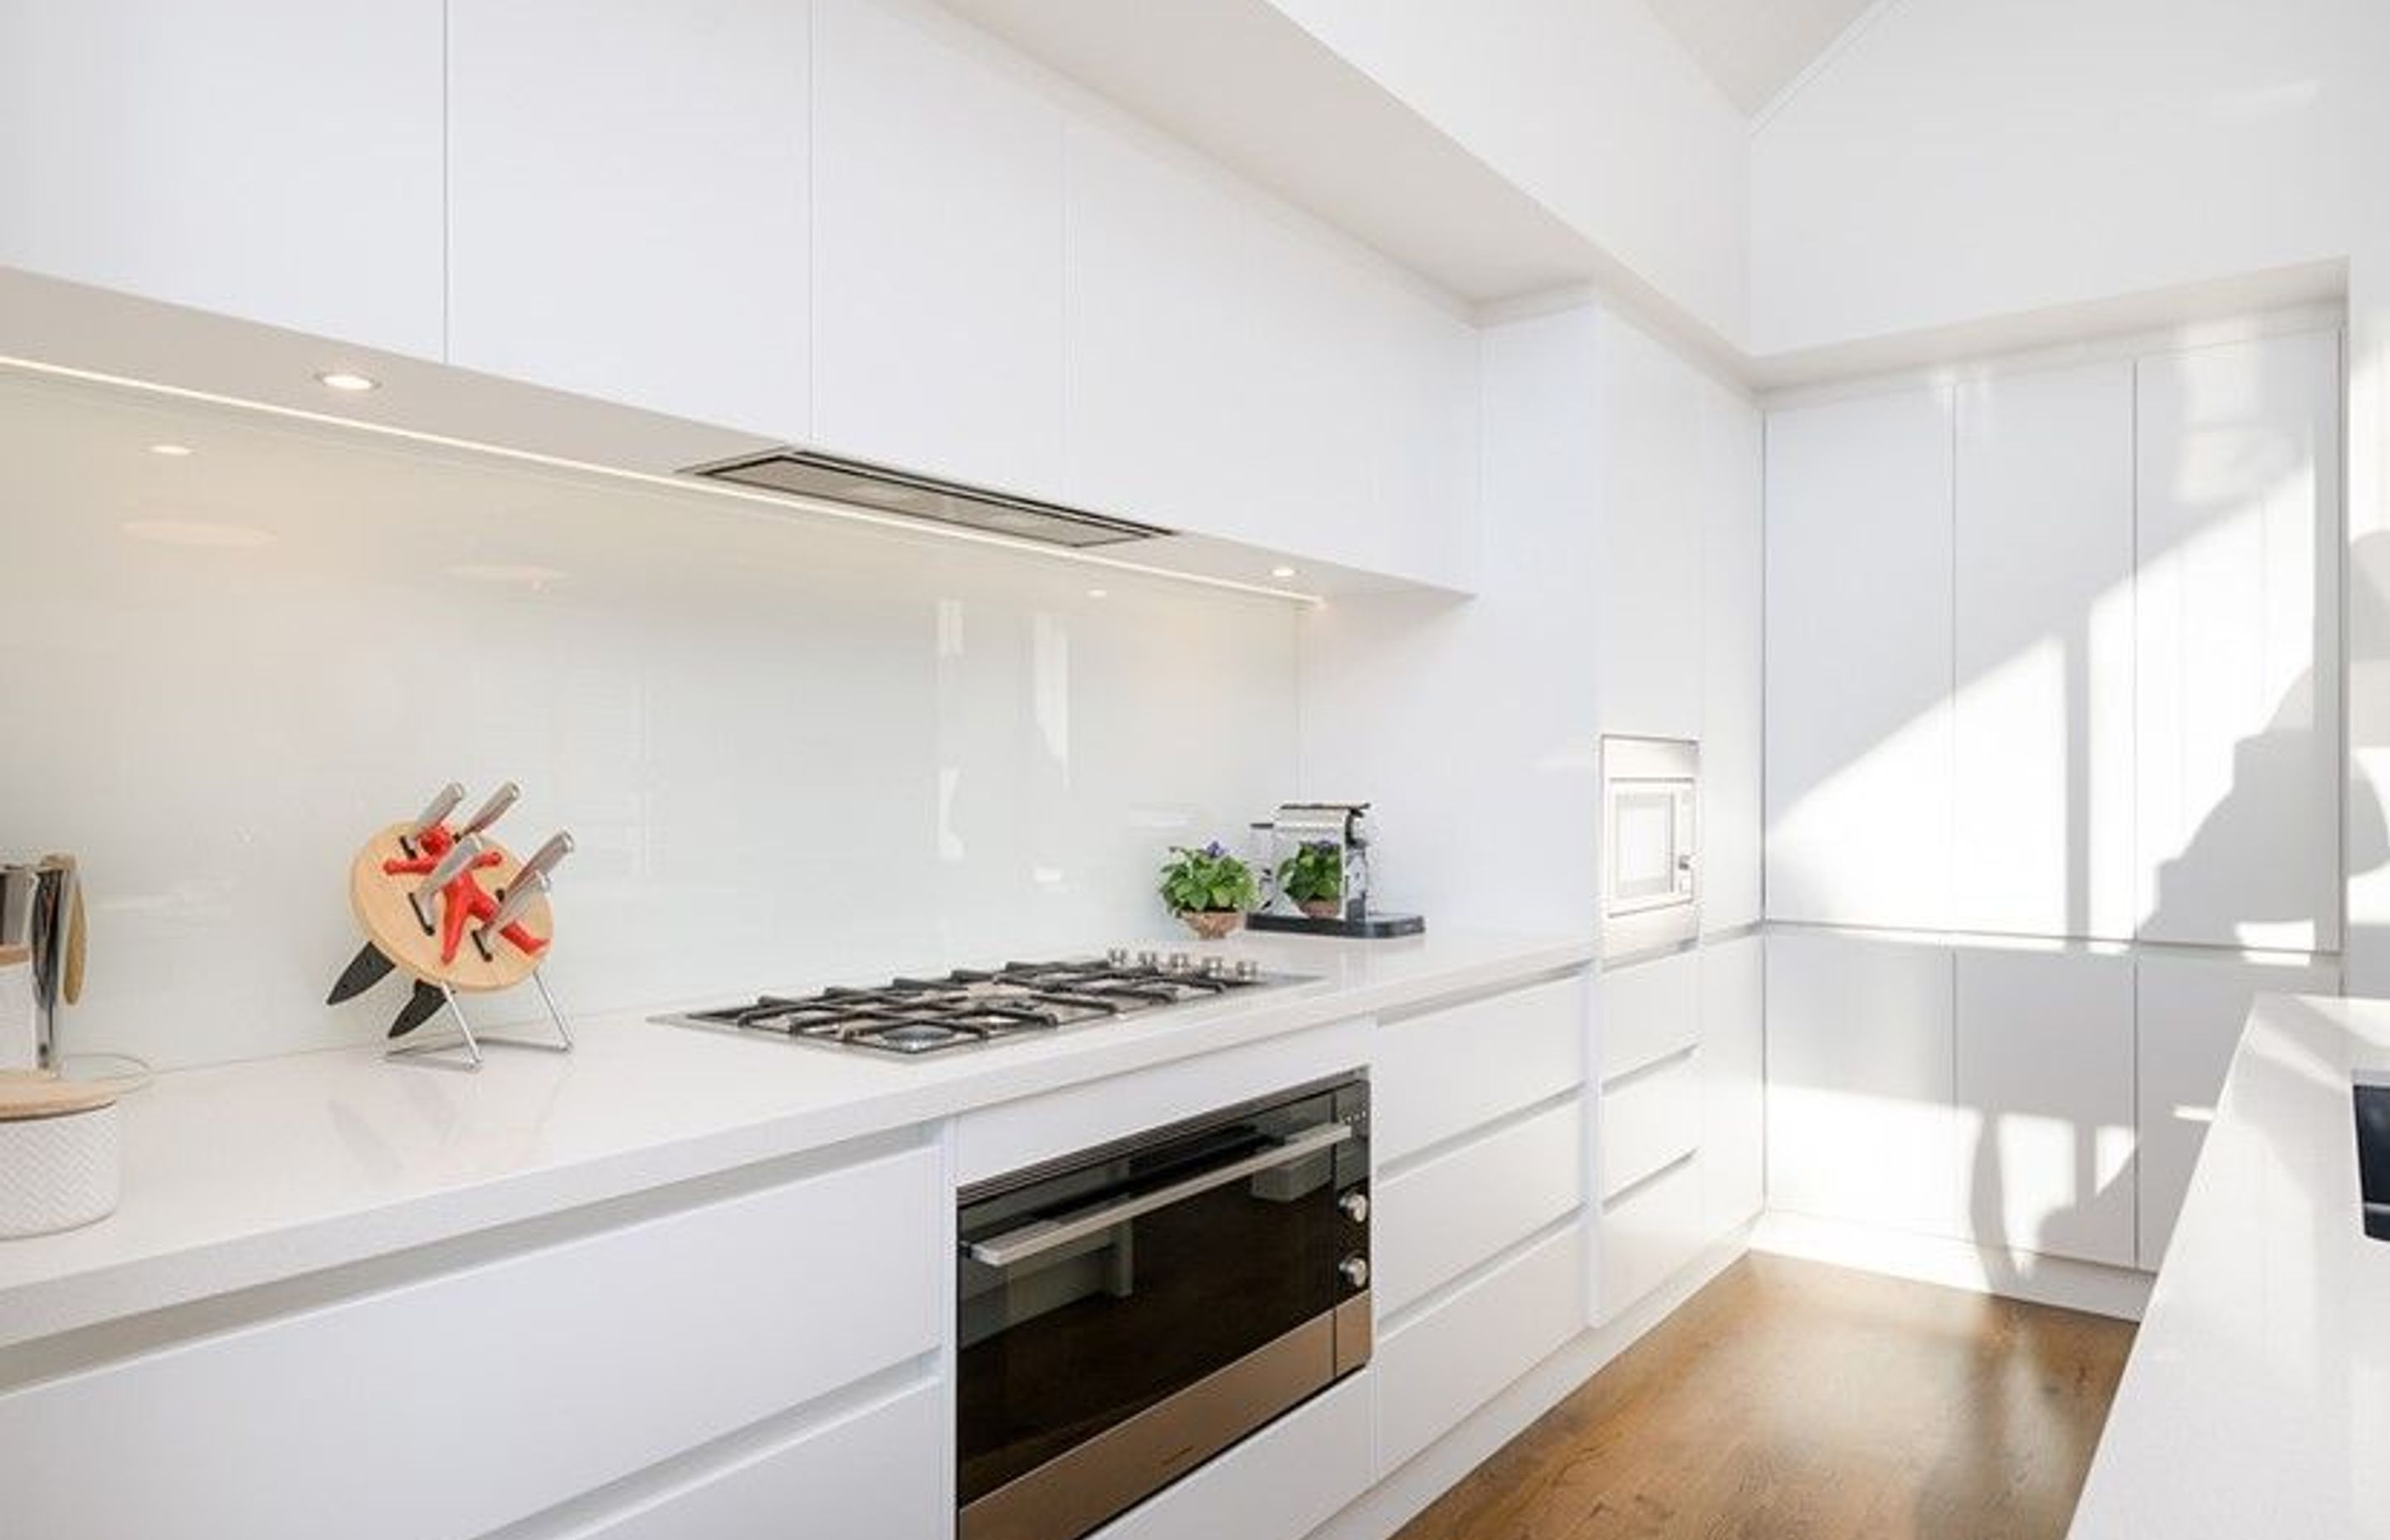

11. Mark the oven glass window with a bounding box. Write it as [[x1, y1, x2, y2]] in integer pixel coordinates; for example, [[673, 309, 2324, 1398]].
[[1612, 788, 1682, 903], [956, 1084, 1360, 1513]]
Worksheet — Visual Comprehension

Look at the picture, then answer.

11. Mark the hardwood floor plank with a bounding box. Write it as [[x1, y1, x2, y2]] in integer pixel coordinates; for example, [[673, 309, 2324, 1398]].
[[1393, 1254, 2134, 1540]]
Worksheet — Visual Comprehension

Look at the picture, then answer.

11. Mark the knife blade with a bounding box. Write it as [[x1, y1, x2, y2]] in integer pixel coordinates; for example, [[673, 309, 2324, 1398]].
[[400, 782, 466, 856], [326, 942, 395, 1005], [455, 782, 520, 839], [387, 980, 449, 1040]]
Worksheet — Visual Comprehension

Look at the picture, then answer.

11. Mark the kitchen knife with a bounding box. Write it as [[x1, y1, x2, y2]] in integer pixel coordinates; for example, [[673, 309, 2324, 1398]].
[[474, 869, 549, 956], [326, 942, 396, 1005], [399, 782, 466, 856], [407, 835, 485, 931], [455, 782, 520, 839], [509, 831, 574, 891], [387, 980, 448, 1040]]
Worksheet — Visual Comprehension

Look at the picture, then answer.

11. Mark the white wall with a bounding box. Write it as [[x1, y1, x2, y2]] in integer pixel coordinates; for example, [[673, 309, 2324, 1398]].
[[1263, 0, 1750, 346], [1751, 0, 2388, 357], [0, 373, 1298, 1070]]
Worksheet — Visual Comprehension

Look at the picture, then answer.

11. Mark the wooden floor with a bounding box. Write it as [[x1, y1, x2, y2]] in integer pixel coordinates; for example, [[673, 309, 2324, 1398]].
[[1394, 1254, 2135, 1540]]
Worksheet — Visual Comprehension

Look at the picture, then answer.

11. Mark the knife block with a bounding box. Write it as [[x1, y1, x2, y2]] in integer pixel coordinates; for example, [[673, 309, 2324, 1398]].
[[346, 824, 572, 1071]]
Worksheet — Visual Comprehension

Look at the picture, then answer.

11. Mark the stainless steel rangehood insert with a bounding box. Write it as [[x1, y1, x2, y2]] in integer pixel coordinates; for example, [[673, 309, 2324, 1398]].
[[687, 447, 1172, 548]]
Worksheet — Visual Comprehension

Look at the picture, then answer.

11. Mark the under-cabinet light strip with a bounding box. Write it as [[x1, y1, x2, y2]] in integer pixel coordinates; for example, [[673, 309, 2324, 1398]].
[[0, 351, 1326, 607]]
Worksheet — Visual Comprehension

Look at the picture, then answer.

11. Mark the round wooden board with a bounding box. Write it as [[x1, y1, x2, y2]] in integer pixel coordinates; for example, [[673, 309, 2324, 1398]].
[[348, 824, 554, 995], [0, 1070, 116, 1121]]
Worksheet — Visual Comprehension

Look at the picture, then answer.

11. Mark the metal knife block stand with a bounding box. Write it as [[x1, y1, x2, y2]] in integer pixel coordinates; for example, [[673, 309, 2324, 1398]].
[[329, 783, 576, 1073], [1246, 802, 1426, 940]]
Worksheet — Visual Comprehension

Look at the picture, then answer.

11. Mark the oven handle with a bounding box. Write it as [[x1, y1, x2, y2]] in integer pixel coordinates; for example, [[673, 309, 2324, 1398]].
[[962, 1120, 1356, 1269]]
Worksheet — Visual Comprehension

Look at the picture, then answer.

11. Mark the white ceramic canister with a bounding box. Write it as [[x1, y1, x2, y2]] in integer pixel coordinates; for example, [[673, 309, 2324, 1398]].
[[0, 1073, 121, 1238]]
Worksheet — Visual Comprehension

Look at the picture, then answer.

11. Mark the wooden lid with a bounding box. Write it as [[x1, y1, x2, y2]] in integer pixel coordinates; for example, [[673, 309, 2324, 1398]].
[[0, 1070, 117, 1121]]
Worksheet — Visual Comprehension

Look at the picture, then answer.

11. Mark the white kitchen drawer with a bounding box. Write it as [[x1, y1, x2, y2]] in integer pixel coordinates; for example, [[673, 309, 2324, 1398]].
[[1374, 1100, 1584, 1317], [1600, 1050, 1701, 1201], [1601, 948, 1700, 1083], [1598, 1151, 1705, 1321], [0, 1140, 944, 1540], [1376, 1225, 1583, 1474], [1374, 977, 1586, 1166], [549, 1378, 945, 1540], [1091, 1370, 1373, 1540]]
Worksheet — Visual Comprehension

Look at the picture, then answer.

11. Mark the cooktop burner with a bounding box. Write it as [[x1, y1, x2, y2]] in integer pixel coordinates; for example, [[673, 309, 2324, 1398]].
[[656, 951, 1310, 1056]]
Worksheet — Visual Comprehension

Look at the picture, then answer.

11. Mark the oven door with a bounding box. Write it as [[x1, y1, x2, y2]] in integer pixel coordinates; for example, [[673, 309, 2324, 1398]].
[[957, 1076, 1370, 1540]]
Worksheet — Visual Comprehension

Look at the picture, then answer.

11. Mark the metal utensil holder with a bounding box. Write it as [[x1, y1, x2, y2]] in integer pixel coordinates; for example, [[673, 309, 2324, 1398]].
[[387, 970, 574, 1072]]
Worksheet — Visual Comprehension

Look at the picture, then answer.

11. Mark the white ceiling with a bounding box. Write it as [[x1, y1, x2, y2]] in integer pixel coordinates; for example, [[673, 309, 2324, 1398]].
[[1644, 0, 1883, 116]]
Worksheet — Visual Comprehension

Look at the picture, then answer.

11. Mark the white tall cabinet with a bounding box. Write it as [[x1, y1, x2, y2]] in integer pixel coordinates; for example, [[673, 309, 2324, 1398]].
[[2134, 330, 2342, 953], [1952, 362, 2137, 940], [446, 0, 812, 438], [1763, 386, 1956, 931], [0, 0, 445, 358]]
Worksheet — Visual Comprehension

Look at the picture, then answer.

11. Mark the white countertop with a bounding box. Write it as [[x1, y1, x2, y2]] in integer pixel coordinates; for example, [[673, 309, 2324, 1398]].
[[2071, 992, 2390, 1538], [0, 928, 1591, 1352]]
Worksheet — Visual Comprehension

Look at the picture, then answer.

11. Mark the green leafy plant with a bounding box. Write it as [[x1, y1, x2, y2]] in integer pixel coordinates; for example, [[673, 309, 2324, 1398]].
[[1159, 841, 1257, 914], [1278, 840, 1344, 906]]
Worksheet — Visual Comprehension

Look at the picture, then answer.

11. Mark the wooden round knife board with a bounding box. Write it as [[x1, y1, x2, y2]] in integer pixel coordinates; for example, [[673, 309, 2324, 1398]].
[[348, 824, 554, 995]]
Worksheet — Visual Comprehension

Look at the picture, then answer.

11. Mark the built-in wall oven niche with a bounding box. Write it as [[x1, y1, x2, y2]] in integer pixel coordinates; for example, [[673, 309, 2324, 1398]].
[[1601, 736, 1701, 959], [956, 1073, 1371, 1540]]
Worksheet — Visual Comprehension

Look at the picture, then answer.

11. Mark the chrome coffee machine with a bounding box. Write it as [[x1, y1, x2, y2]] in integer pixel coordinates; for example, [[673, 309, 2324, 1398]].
[[1246, 802, 1425, 938]]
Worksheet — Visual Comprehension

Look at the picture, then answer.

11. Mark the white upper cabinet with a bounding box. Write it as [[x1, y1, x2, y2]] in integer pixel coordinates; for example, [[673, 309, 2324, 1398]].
[[1951, 362, 2136, 939], [1765, 386, 1956, 930], [0, 0, 443, 357], [1062, 120, 1476, 587], [1952, 948, 2136, 1269], [811, 0, 1064, 492], [446, 0, 811, 439], [2134, 330, 2341, 952], [1596, 321, 1709, 743]]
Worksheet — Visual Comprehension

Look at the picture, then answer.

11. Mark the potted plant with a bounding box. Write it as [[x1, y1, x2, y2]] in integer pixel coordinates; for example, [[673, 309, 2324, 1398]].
[[1278, 840, 1346, 919], [1158, 841, 1257, 940]]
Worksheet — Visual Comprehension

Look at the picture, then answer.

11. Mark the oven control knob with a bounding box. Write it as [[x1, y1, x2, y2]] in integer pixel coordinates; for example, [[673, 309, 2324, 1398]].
[[1338, 1255, 1370, 1289], [1338, 1191, 1370, 1224]]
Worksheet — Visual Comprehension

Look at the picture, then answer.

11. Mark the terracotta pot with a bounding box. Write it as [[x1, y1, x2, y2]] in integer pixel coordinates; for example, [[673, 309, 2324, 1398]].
[[1178, 909, 1245, 941], [1297, 899, 1343, 920]]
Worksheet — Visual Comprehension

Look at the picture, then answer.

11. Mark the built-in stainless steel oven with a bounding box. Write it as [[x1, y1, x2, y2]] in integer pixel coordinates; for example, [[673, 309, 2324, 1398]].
[[956, 1073, 1371, 1540]]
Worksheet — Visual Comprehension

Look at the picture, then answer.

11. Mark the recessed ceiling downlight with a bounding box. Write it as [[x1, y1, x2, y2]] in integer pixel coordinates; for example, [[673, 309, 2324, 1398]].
[[147, 442, 194, 457], [1270, 565, 1298, 580], [315, 370, 379, 392]]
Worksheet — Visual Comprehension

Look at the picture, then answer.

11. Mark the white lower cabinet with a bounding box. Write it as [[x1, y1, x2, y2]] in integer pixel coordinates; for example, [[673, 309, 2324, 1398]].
[[1953, 948, 2137, 1268], [554, 1380, 946, 1540], [1698, 934, 1765, 1234], [1373, 977, 1585, 1163], [1600, 947, 1700, 1081], [0, 1141, 944, 1540], [1600, 1052, 1700, 1201], [1765, 930, 1964, 1238], [1090, 1372, 1373, 1540], [1598, 1153, 1705, 1320], [1375, 1100, 1583, 1316], [2136, 951, 2340, 1268], [1375, 1226, 1584, 1474]]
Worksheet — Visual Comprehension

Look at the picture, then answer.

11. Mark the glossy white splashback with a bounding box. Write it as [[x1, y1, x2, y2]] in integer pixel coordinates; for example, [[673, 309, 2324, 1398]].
[[0, 373, 1300, 1070]]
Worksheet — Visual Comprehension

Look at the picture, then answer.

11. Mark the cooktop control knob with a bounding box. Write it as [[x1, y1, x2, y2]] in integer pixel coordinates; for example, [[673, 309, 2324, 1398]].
[[1167, 951, 1193, 973], [1339, 1190, 1370, 1223], [1105, 947, 1129, 967], [1234, 959, 1261, 981], [1135, 949, 1159, 970], [1199, 956, 1225, 977], [1338, 1255, 1370, 1289]]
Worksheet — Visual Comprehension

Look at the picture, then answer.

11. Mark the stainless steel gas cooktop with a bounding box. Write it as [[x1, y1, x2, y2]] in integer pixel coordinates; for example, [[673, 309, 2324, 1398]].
[[656, 949, 1310, 1057]]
